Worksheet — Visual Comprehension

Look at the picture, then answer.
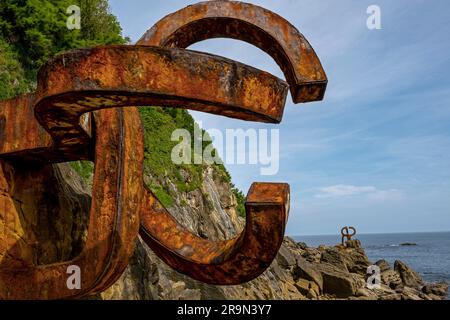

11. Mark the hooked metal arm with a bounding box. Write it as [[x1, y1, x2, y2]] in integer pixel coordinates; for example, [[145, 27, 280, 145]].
[[0, 1, 327, 299]]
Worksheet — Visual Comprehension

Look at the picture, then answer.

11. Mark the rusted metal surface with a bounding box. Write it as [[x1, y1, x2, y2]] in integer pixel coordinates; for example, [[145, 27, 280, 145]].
[[341, 226, 356, 246], [0, 1, 327, 299], [140, 183, 289, 285], [0, 46, 288, 163], [139, 0, 328, 103], [135, 0, 321, 285], [0, 94, 53, 160], [34, 45, 289, 161], [0, 108, 143, 299]]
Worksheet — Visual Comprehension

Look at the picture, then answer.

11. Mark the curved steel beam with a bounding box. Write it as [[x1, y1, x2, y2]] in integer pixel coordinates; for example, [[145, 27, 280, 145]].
[[0, 1, 328, 296], [135, 0, 329, 284], [140, 183, 289, 285], [1, 44, 291, 293], [33, 45, 288, 162], [0, 107, 142, 299], [34, 45, 291, 285], [138, 0, 328, 103]]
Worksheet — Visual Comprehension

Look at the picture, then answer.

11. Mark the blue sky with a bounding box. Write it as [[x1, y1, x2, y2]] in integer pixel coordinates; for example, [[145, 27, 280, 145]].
[[109, 0, 450, 235]]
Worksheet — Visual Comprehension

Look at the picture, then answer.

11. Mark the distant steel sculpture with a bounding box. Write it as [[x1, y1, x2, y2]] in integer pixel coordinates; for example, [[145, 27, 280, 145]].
[[0, 1, 327, 299], [341, 226, 357, 246]]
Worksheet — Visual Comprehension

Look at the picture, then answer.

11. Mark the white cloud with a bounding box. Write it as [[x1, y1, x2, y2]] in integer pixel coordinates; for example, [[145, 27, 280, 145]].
[[315, 184, 403, 200]]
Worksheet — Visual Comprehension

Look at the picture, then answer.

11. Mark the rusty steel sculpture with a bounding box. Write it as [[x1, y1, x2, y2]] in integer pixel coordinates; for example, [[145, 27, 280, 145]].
[[341, 226, 357, 246], [0, 1, 327, 299]]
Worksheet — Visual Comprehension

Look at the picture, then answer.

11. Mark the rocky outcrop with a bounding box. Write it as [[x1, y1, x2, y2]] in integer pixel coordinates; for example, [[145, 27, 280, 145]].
[[87, 164, 450, 300], [97, 165, 305, 300], [99, 217, 448, 300], [316, 263, 357, 298], [2, 162, 446, 300], [394, 260, 423, 289]]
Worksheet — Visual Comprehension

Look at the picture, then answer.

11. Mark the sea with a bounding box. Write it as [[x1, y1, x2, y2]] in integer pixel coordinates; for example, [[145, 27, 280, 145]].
[[293, 231, 450, 299]]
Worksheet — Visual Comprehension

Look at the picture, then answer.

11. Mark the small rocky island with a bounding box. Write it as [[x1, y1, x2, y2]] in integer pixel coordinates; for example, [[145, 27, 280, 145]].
[[400, 243, 418, 246]]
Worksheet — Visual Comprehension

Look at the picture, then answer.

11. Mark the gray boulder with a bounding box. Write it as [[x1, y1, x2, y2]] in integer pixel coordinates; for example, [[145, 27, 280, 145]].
[[375, 259, 391, 272], [345, 239, 362, 249], [315, 263, 357, 298], [394, 260, 424, 288], [381, 269, 403, 289], [344, 248, 371, 275], [320, 247, 348, 272], [294, 257, 324, 292], [422, 282, 448, 297], [277, 245, 297, 268]]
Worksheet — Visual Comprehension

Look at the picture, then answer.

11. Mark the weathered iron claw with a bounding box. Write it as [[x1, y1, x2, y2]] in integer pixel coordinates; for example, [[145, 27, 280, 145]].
[[0, 0, 327, 298], [341, 226, 357, 246], [140, 183, 289, 285], [0, 108, 143, 299], [139, 0, 328, 103]]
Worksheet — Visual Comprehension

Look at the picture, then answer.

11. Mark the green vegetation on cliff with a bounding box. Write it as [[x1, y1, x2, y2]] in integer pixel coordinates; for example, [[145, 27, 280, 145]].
[[0, 0, 245, 215], [0, 0, 126, 86], [139, 106, 239, 212], [231, 185, 246, 218], [0, 38, 28, 99]]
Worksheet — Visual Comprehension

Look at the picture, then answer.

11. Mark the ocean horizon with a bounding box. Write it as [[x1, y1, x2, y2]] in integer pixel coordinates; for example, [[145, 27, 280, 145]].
[[292, 231, 450, 299]]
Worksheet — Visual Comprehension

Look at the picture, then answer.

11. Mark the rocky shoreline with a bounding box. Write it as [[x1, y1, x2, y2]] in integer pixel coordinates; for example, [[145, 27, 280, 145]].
[[87, 163, 448, 301], [100, 234, 448, 300], [280, 238, 448, 300], [35, 163, 447, 300]]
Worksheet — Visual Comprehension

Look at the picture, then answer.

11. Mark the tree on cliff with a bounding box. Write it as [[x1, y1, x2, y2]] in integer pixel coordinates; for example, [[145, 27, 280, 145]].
[[0, 0, 127, 96]]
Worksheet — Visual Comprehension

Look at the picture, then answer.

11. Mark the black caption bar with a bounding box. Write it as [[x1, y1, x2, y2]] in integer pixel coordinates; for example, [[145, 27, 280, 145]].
[[1, 300, 448, 319]]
